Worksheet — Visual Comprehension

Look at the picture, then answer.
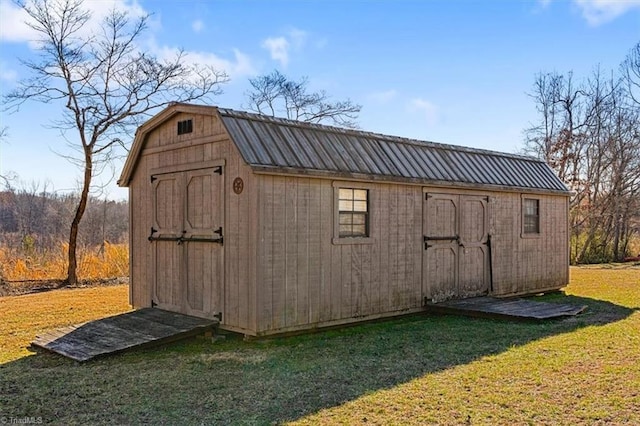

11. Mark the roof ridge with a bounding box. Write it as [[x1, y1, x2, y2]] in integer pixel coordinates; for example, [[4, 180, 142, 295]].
[[217, 107, 540, 163]]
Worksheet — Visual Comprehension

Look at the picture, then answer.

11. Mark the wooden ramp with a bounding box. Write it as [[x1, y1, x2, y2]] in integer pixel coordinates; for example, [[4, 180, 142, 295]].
[[32, 308, 218, 362], [425, 297, 586, 321]]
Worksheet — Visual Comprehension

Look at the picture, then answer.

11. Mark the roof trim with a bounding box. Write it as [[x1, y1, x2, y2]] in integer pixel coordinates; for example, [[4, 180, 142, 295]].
[[248, 165, 572, 196]]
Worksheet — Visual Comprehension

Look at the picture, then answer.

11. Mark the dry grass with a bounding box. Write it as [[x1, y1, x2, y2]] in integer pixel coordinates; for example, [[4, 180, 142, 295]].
[[0, 266, 638, 424], [0, 285, 131, 364], [0, 242, 128, 281]]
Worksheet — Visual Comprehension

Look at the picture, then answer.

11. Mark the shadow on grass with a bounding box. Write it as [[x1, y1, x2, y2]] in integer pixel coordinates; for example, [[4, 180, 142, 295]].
[[1, 294, 636, 424]]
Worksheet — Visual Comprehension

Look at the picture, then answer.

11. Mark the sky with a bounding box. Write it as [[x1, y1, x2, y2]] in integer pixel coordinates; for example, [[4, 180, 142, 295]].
[[0, 0, 638, 200]]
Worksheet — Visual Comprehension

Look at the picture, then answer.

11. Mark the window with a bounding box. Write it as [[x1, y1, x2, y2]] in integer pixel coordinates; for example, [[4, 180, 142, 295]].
[[523, 198, 540, 234], [177, 119, 193, 135], [338, 188, 369, 238]]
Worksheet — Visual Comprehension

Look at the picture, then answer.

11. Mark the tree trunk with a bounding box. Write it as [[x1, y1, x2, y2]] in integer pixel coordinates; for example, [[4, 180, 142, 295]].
[[66, 150, 93, 285]]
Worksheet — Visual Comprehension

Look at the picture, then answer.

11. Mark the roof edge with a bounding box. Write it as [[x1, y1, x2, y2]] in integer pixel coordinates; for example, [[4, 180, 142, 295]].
[[247, 164, 572, 196]]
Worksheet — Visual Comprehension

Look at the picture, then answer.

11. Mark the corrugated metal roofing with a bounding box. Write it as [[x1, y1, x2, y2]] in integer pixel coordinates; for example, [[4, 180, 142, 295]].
[[218, 108, 569, 193]]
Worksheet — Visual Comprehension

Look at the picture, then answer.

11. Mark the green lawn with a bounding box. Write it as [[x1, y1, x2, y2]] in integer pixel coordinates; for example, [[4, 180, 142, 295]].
[[1, 267, 638, 425]]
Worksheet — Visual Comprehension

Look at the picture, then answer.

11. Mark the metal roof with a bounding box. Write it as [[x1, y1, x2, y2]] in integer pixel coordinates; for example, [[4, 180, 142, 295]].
[[218, 108, 569, 193]]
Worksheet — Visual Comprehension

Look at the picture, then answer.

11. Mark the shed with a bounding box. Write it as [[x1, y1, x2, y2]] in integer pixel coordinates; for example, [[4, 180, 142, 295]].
[[118, 103, 571, 336]]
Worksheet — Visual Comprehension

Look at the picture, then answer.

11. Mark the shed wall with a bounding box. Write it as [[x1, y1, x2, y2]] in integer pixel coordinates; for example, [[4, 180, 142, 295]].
[[255, 176, 423, 334], [489, 192, 569, 295], [128, 111, 257, 332], [254, 178, 569, 335]]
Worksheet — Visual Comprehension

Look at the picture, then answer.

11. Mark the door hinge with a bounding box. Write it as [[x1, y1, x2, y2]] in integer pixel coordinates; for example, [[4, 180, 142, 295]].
[[213, 166, 223, 175], [151, 299, 157, 307], [150, 175, 157, 183], [213, 312, 223, 322]]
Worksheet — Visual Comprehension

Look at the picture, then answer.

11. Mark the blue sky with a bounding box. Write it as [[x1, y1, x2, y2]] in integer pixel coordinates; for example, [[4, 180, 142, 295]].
[[0, 0, 638, 200]]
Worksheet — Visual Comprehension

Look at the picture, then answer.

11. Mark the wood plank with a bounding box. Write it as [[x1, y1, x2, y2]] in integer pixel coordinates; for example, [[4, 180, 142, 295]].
[[271, 177, 287, 329], [307, 179, 322, 324], [225, 150, 240, 327], [285, 176, 298, 327], [319, 180, 333, 323], [237, 162, 252, 330], [296, 178, 310, 326], [425, 297, 586, 321], [259, 176, 274, 332], [378, 185, 390, 312], [32, 308, 218, 362]]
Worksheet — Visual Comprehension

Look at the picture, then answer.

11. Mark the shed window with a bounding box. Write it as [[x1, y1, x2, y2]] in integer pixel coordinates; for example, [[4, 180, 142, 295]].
[[523, 198, 540, 234], [338, 188, 369, 238], [177, 119, 193, 135]]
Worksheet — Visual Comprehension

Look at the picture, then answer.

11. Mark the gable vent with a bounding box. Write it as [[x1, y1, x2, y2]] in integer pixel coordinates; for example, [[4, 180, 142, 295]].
[[177, 119, 193, 135]]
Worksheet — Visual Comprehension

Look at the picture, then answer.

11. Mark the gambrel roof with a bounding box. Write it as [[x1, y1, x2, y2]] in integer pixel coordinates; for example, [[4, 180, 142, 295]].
[[119, 103, 569, 194]]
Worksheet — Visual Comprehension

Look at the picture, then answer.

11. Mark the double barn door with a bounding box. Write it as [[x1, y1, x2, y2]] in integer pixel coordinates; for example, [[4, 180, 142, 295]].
[[423, 192, 489, 302], [150, 165, 224, 319]]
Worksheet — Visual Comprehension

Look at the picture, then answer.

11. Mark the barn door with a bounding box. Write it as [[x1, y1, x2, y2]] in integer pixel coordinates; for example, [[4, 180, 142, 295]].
[[151, 172, 183, 313], [183, 168, 224, 317], [422, 192, 489, 302], [423, 193, 459, 302], [150, 166, 224, 319], [458, 195, 489, 297]]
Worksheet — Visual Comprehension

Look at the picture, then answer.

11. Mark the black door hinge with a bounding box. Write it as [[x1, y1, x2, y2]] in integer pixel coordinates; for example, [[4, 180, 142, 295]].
[[213, 166, 223, 175], [150, 175, 157, 183], [151, 299, 157, 307]]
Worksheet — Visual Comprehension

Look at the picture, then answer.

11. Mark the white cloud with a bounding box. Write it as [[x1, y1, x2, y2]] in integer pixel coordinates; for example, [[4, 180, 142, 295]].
[[0, 0, 33, 42], [0, 0, 148, 45], [262, 36, 290, 67], [540, 0, 640, 25], [261, 28, 309, 68], [192, 19, 204, 33], [368, 90, 398, 103], [288, 28, 308, 49], [408, 98, 439, 126], [573, 0, 640, 25], [0, 0, 255, 80], [155, 45, 256, 79]]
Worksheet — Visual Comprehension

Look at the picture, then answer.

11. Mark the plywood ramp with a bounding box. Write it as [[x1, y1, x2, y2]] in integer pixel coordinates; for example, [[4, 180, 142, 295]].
[[425, 297, 586, 321], [32, 308, 218, 362]]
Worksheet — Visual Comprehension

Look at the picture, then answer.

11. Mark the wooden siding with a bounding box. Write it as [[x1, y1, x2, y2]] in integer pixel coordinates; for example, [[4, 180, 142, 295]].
[[254, 180, 569, 335], [128, 111, 257, 332], [255, 176, 423, 334], [489, 192, 569, 296]]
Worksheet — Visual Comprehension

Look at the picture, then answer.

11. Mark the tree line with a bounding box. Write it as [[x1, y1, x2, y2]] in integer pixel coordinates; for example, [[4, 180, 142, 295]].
[[525, 42, 640, 263], [0, 183, 128, 254]]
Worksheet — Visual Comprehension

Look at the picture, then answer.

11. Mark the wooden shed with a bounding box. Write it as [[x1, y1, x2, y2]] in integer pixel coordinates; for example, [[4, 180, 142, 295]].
[[118, 103, 571, 336]]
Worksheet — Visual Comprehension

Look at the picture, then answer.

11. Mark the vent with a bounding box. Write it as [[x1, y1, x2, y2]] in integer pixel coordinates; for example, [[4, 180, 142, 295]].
[[177, 119, 193, 135]]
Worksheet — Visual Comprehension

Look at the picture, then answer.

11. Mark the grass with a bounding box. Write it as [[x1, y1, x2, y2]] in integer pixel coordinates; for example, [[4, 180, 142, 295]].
[[0, 267, 638, 425]]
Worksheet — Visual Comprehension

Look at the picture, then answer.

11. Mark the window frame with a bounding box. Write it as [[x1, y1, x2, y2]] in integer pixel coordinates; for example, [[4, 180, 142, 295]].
[[521, 195, 541, 237], [332, 182, 375, 245]]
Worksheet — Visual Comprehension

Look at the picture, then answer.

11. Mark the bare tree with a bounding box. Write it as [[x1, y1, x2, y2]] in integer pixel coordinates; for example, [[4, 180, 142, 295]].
[[621, 41, 640, 106], [3, 0, 228, 285], [525, 47, 640, 263], [245, 70, 361, 128]]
